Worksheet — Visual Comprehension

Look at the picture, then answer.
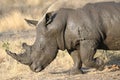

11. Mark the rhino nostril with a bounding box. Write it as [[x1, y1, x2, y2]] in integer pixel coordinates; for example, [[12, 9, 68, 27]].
[[35, 67, 42, 72]]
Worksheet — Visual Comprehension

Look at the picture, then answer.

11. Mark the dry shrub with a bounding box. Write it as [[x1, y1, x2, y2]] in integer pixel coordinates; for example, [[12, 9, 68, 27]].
[[0, 0, 40, 6], [26, 0, 42, 6], [0, 11, 32, 32], [0, 41, 8, 64], [0, 49, 6, 64], [0, 0, 53, 6]]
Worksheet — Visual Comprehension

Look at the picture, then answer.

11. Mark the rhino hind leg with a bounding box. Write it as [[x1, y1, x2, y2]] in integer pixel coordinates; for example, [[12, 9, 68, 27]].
[[68, 50, 83, 75], [80, 40, 105, 71]]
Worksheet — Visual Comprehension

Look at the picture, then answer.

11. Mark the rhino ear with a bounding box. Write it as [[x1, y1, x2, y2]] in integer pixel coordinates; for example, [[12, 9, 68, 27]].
[[45, 12, 56, 25], [22, 43, 28, 48], [24, 19, 38, 26]]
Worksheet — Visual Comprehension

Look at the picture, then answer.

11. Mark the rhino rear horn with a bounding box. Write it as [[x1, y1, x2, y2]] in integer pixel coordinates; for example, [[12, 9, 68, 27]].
[[6, 49, 31, 65], [24, 19, 38, 26], [22, 43, 29, 49], [22, 43, 31, 52]]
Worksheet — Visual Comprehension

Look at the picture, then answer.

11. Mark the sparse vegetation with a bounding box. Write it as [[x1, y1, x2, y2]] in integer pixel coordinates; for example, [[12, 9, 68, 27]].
[[0, 11, 32, 32], [2, 41, 10, 50]]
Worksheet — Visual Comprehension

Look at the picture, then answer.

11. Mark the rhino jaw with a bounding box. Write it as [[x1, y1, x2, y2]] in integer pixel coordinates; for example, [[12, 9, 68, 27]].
[[30, 64, 43, 72], [6, 49, 31, 65]]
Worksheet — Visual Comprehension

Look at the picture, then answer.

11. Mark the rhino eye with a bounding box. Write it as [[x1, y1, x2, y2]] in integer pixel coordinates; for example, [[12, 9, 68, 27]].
[[40, 47, 45, 51], [39, 44, 45, 51], [45, 12, 56, 25]]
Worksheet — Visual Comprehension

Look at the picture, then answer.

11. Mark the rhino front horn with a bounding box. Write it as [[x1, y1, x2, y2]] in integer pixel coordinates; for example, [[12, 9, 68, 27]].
[[6, 49, 19, 60], [6, 49, 31, 65]]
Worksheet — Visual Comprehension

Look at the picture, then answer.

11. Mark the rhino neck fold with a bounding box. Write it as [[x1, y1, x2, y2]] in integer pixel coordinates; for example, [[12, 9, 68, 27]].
[[57, 30, 65, 50]]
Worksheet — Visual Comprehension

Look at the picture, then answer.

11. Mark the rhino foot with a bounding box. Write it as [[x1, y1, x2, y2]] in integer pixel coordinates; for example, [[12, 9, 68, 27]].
[[67, 68, 84, 75], [96, 64, 105, 71], [95, 57, 105, 71]]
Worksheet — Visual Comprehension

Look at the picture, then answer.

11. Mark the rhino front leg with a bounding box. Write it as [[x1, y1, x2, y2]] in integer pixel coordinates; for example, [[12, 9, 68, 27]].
[[68, 50, 83, 75], [80, 40, 104, 71]]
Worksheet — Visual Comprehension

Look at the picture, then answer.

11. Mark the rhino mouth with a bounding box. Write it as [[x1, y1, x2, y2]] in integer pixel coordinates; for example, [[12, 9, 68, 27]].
[[29, 64, 43, 72]]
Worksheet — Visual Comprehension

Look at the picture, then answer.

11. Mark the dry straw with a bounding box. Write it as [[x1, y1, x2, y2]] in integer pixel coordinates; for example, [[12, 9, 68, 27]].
[[0, 10, 32, 32]]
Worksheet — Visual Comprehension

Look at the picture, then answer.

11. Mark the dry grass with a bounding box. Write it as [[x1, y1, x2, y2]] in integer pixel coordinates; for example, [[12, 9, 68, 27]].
[[0, 11, 33, 32], [0, 0, 43, 7], [0, 0, 55, 32]]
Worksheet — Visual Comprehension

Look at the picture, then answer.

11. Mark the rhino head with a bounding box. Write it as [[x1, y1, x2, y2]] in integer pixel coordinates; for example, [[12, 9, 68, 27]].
[[6, 11, 66, 72]]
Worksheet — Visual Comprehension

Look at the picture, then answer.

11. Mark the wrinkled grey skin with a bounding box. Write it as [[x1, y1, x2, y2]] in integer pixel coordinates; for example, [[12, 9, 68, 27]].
[[6, 2, 120, 74]]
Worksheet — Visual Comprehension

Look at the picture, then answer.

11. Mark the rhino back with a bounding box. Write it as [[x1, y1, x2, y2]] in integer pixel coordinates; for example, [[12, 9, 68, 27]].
[[65, 2, 120, 50], [94, 2, 120, 50]]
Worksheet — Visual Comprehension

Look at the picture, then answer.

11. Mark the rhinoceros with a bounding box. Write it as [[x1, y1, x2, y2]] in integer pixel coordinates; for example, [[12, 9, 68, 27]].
[[6, 2, 120, 74]]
